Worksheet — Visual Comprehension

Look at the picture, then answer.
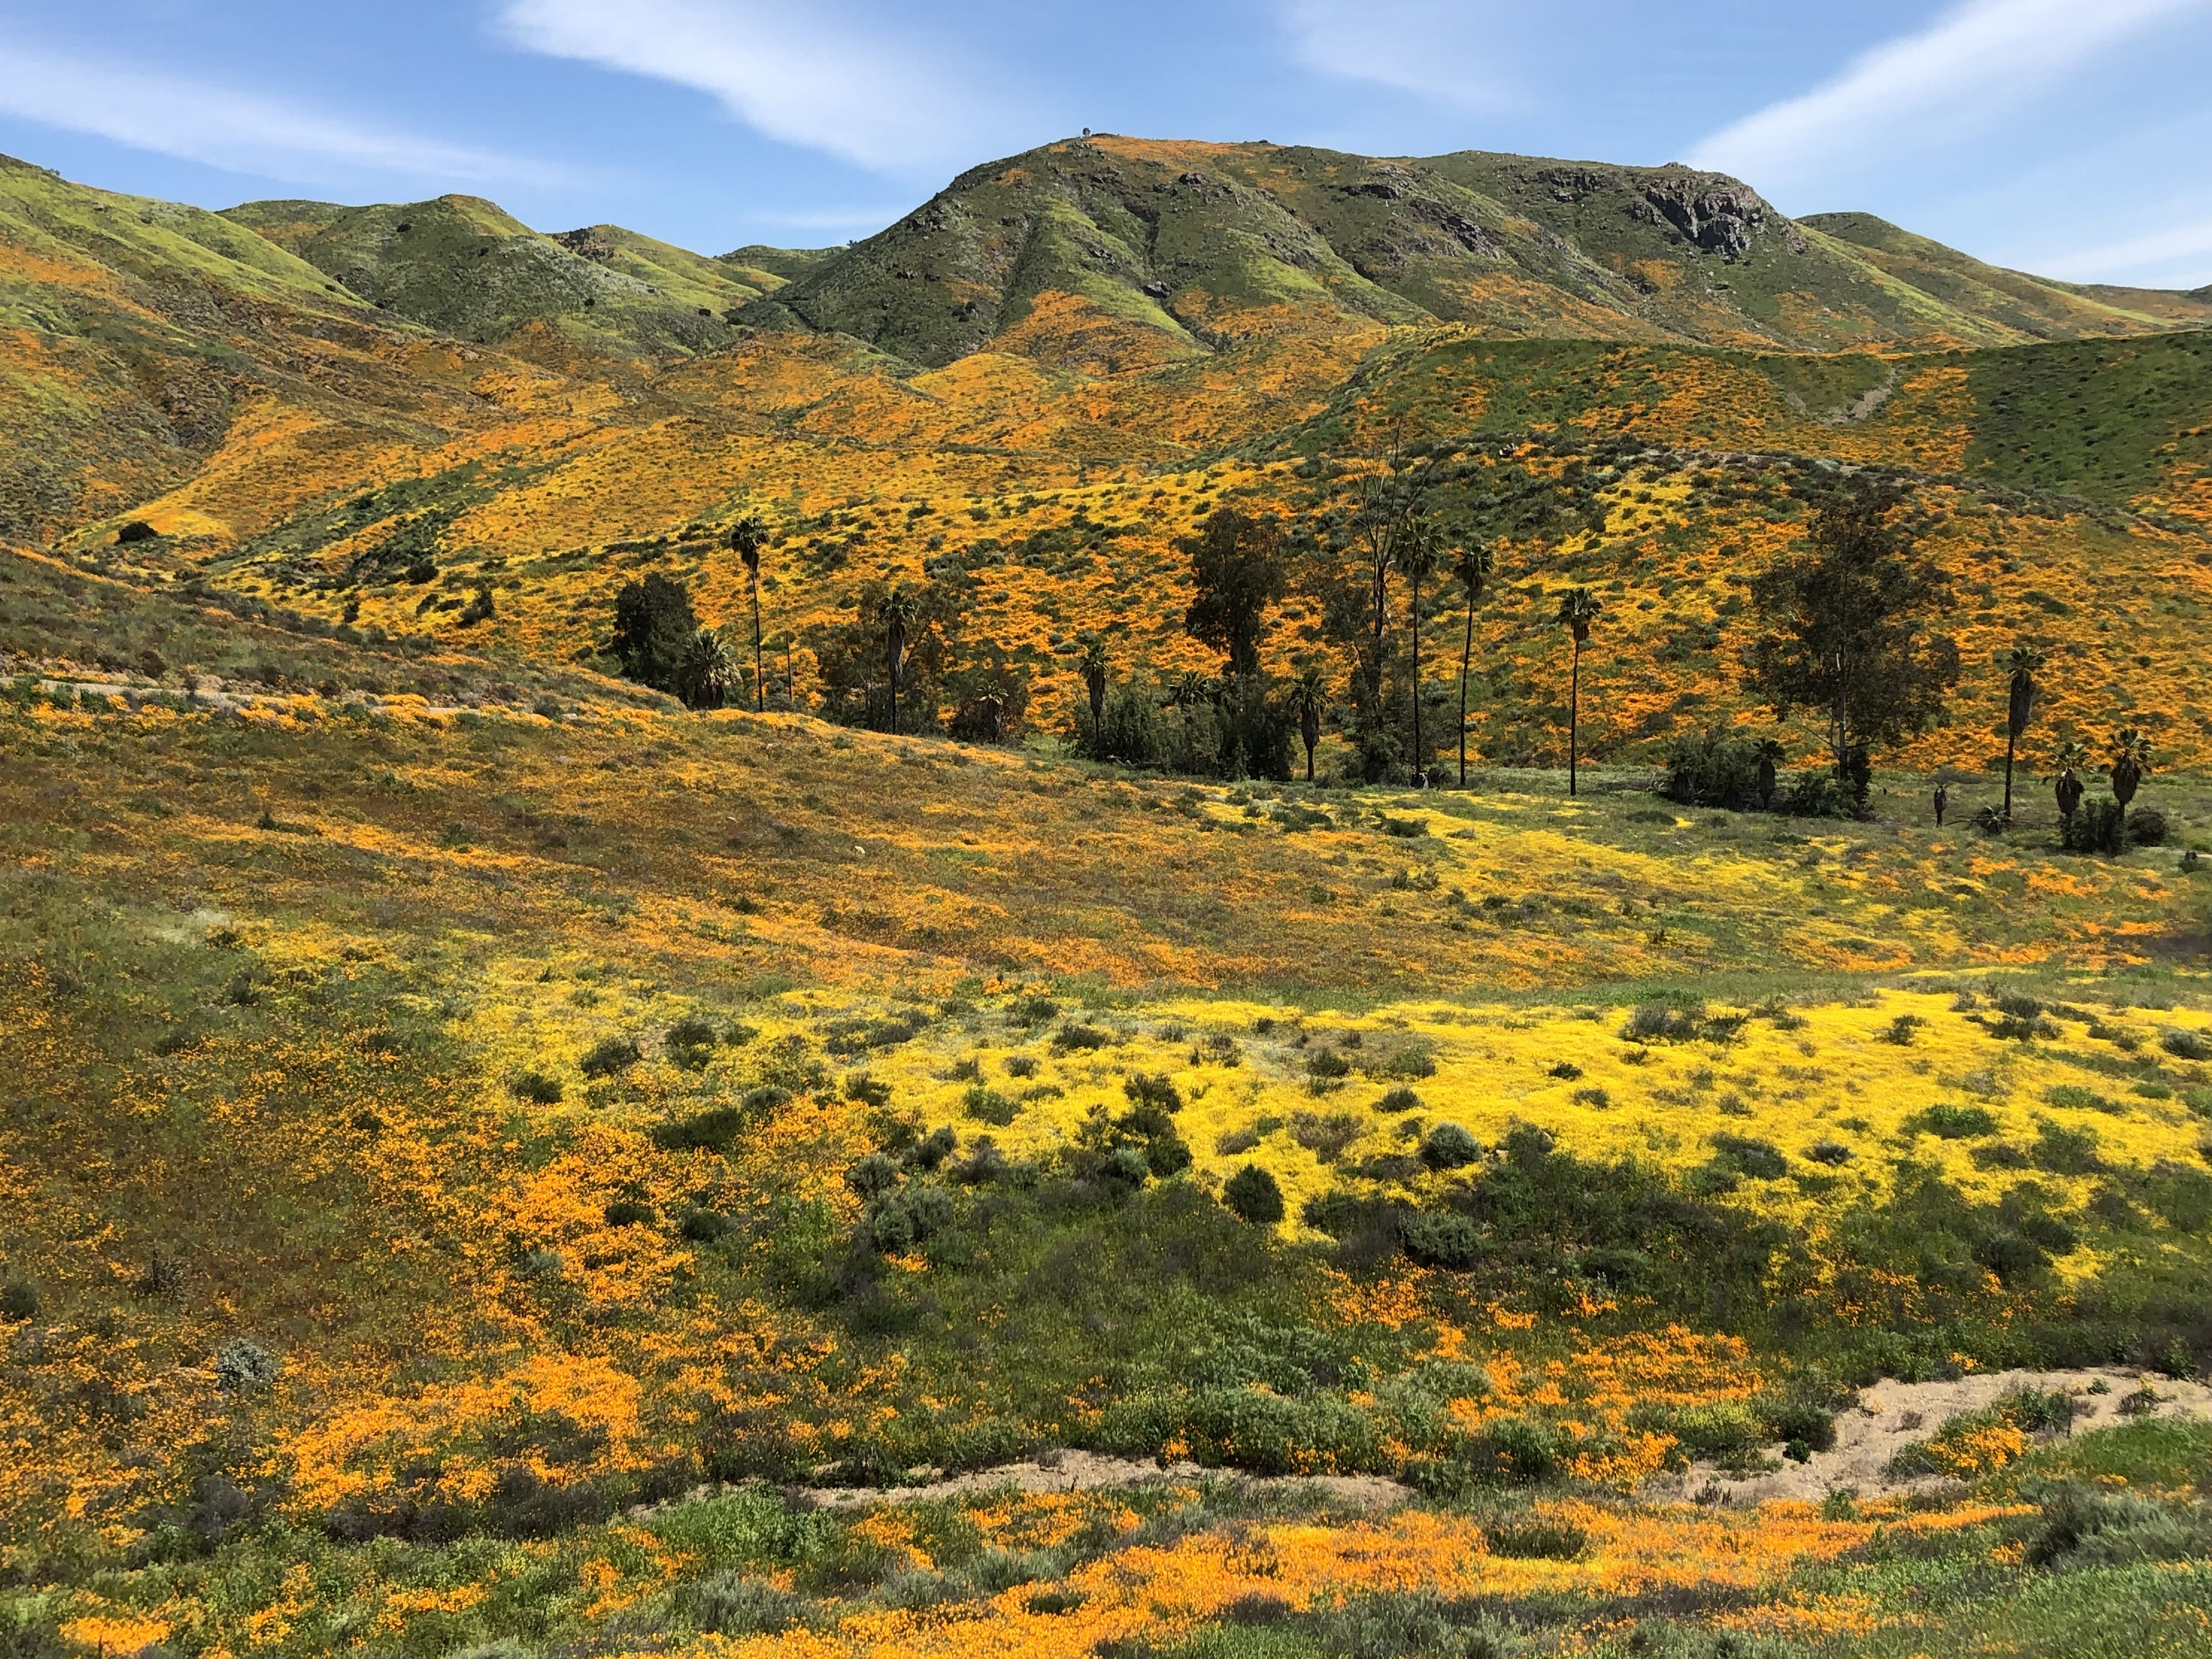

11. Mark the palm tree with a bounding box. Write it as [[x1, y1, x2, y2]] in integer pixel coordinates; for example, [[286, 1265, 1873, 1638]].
[[1756, 738, 1786, 810], [1451, 540, 1494, 788], [1080, 638, 1108, 743], [2051, 738, 2089, 826], [1999, 643, 2046, 823], [1394, 520, 1441, 781], [2111, 727, 2151, 810], [729, 515, 770, 712], [1554, 586, 1602, 798], [883, 589, 921, 736], [678, 629, 736, 711], [1353, 474, 1407, 716], [1291, 664, 1327, 782]]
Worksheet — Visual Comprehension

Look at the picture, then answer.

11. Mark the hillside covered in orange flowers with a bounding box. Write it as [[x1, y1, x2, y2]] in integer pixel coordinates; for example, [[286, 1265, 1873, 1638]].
[[5, 136, 2212, 777], [6, 134, 2212, 1659]]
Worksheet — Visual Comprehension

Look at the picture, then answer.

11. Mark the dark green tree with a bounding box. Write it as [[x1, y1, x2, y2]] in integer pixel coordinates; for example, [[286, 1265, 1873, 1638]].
[[1554, 586, 1601, 798], [1743, 483, 1959, 789], [1395, 520, 1441, 780], [729, 515, 770, 712], [610, 573, 699, 696], [2000, 642, 2046, 823], [1182, 510, 1286, 680], [1451, 540, 1494, 788]]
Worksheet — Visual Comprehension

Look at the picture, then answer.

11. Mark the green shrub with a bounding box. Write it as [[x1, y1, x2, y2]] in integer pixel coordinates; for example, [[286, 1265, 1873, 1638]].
[[604, 1199, 656, 1227], [509, 1069, 564, 1104], [1803, 1138, 1854, 1166], [1224, 1164, 1285, 1225], [1918, 1103, 1999, 1138], [2032, 1120, 2103, 1174], [2161, 1028, 2210, 1062], [1710, 1133, 1787, 1179], [214, 1338, 279, 1391], [1124, 1072, 1183, 1113], [665, 1015, 718, 1052], [963, 1085, 1018, 1125], [579, 1035, 641, 1077], [2129, 809, 2169, 847], [2063, 798, 2127, 855], [1375, 1085, 1423, 1113], [651, 1106, 748, 1152], [688, 1572, 808, 1636], [2046, 1084, 2122, 1114], [678, 1208, 730, 1243], [1421, 1122, 1480, 1169], [1305, 1047, 1352, 1080], [1049, 1022, 1109, 1053], [1290, 1110, 1363, 1162], [1399, 1211, 1483, 1269], [1, 1279, 40, 1322], [1486, 1519, 1588, 1559], [844, 1070, 893, 1108], [1003, 1054, 1038, 1079]]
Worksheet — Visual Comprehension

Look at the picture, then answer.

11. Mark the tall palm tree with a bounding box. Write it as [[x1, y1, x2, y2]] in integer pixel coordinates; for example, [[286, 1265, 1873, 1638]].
[[678, 629, 736, 712], [1353, 474, 1407, 716], [1554, 586, 1602, 798], [1394, 520, 1441, 781], [729, 515, 770, 712], [2051, 738, 2089, 826], [2111, 727, 2152, 810], [1081, 638, 1108, 741], [1451, 540, 1494, 788], [1292, 664, 1327, 783], [883, 589, 921, 736], [2000, 643, 2047, 823]]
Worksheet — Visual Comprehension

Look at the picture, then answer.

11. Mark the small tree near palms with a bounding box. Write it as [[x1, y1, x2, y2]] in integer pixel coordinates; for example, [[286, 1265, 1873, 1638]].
[[1554, 586, 1602, 798], [884, 589, 922, 737], [2000, 643, 2046, 823], [1756, 738, 1785, 810], [2051, 738, 2089, 827], [729, 515, 770, 712], [2111, 728, 2152, 810], [1394, 520, 1441, 781], [1292, 664, 1327, 782], [1451, 540, 1493, 788]]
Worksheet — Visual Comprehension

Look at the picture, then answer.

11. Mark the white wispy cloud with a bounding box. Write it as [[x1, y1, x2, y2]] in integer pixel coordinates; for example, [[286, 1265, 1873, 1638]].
[[498, 0, 1034, 176], [1279, 0, 1517, 109], [0, 39, 550, 187], [1690, 0, 2212, 195], [2034, 213, 2212, 285]]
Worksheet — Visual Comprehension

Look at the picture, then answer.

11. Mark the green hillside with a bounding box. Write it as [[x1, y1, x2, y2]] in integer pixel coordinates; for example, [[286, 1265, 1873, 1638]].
[[222, 195, 769, 358], [735, 137, 2212, 370]]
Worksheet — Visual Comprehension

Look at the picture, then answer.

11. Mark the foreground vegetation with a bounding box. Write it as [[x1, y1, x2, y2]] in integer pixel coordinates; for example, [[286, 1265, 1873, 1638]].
[[3, 681, 2208, 1655]]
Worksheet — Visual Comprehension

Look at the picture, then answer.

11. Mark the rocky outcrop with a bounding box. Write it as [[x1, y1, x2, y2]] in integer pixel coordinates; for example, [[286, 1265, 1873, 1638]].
[[1635, 177, 1803, 260]]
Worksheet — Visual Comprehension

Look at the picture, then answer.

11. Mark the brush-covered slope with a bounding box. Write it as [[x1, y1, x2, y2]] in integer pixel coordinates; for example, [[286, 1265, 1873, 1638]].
[[223, 193, 769, 358], [735, 137, 2208, 371]]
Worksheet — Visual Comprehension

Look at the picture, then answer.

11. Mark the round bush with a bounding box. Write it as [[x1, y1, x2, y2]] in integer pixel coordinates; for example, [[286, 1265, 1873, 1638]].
[[215, 1338, 280, 1392], [1224, 1164, 1285, 1225], [1375, 1085, 1423, 1113], [510, 1069, 563, 1104], [1420, 1122, 1480, 1170]]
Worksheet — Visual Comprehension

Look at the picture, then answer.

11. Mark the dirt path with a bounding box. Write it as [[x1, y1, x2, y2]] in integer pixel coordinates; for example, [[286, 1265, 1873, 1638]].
[[1671, 1365, 2212, 1506], [789, 1449, 1410, 1513]]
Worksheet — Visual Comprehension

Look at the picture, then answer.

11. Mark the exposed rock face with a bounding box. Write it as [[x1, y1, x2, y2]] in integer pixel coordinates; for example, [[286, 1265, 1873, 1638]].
[[1639, 178, 1798, 260]]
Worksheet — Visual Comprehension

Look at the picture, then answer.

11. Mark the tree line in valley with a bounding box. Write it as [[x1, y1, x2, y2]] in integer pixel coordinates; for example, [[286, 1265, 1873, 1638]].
[[605, 455, 2165, 837]]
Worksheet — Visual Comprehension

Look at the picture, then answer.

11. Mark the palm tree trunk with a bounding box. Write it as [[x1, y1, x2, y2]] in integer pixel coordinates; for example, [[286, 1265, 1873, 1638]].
[[749, 575, 764, 713], [1458, 591, 1475, 788], [2002, 731, 2016, 822], [1569, 640, 1581, 799]]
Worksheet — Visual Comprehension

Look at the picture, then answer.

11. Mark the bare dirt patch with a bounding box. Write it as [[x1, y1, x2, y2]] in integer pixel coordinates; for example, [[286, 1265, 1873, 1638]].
[[1663, 1365, 2212, 1506]]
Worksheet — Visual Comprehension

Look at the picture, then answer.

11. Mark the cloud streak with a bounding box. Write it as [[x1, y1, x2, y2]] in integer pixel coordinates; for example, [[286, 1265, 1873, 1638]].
[[1690, 0, 2211, 196], [1279, 0, 1518, 110], [0, 38, 548, 187], [498, 0, 1035, 176]]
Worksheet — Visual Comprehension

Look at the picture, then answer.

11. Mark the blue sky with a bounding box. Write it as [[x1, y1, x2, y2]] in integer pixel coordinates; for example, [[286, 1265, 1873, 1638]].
[[2, 0, 2209, 286]]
